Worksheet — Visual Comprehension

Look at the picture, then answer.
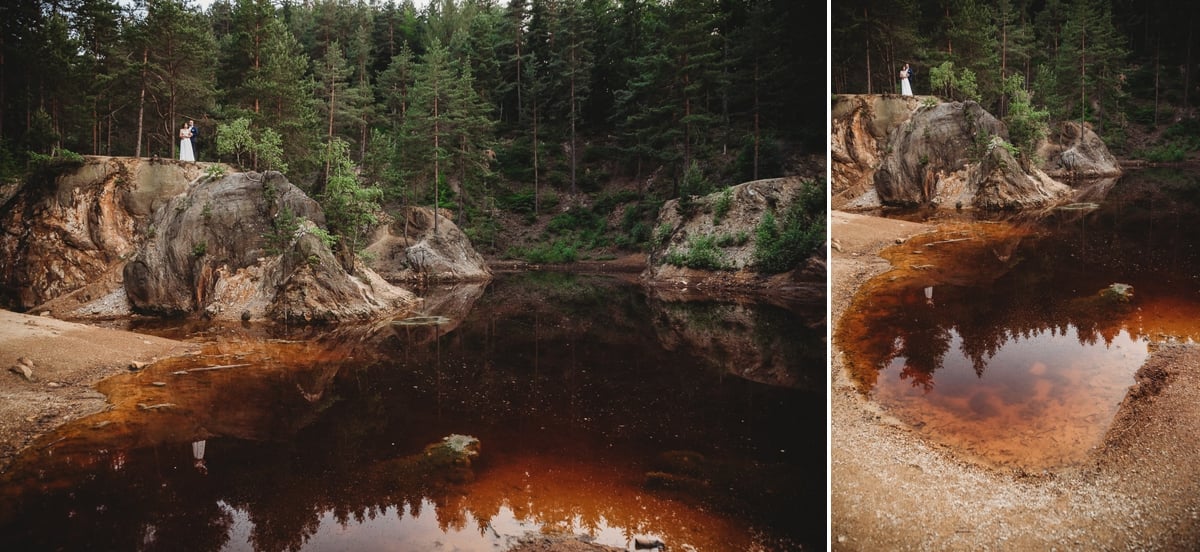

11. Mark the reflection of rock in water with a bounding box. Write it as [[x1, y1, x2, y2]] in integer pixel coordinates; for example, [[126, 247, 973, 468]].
[[645, 295, 822, 391]]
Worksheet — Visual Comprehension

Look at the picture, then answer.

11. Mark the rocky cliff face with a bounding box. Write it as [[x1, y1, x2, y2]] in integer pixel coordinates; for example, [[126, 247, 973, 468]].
[[2, 157, 422, 323], [124, 170, 417, 323], [0, 157, 205, 309], [1037, 121, 1123, 179], [832, 94, 1106, 210], [641, 175, 825, 303]]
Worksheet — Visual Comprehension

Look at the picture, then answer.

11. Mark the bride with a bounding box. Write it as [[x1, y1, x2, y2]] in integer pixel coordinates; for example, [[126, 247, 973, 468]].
[[900, 63, 913, 96], [179, 122, 194, 162]]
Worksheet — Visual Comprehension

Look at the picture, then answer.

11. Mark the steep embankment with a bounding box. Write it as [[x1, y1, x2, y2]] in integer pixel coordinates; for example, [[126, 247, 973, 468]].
[[640, 173, 826, 304], [1, 156, 491, 323], [832, 94, 1120, 211]]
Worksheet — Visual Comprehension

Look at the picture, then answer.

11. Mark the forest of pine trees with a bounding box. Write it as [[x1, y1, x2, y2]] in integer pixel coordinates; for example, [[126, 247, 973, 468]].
[[834, 0, 1200, 162], [0, 0, 821, 259]]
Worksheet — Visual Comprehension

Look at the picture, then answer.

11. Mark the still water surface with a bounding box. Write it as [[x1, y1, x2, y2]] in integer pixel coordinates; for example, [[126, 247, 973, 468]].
[[0, 272, 824, 551], [838, 169, 1200, 471]]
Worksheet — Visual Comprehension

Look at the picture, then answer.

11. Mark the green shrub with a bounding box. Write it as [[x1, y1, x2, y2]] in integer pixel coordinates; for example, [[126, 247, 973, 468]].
[[264, 207, 301, 255], [712, 186, 733, 224], [499, 190, 538, 214], [716, 231, 749, 247], [509, 238, 579, 263], [1135, 142, 1188, 163], [548, 206, 604, 235], [665, 235, 728, 271], [592, 189, 641, 215], [753, 200, 825, 274]]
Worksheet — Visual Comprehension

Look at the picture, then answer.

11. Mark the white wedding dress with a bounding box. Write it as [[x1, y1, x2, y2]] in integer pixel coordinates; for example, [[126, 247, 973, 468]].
[[179, 130, 194, 162], [900, 70, 913, 96]]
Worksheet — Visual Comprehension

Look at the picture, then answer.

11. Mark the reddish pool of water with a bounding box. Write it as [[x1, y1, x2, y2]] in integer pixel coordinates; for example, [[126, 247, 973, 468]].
[[0, 273, 824, 550], [839, 169, 1200, 471]]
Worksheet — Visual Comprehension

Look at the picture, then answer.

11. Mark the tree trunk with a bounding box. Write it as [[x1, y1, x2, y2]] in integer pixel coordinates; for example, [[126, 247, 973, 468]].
[[864, 7, 872, 94], [569, 45, 577, 195], [1155, 38, 1161, 127], [1079, 24, 1086, 145], [136, 48, 148, 158], [753, 58, 760, 181], [433, 78, 440, 236], [533, 101, 540, 216]]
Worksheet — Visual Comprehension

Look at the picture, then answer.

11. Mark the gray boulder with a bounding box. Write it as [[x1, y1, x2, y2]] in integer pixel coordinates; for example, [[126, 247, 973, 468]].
[[362, 207, 491, 283], [124, 171, 416, 322], [874, 101, 1007, 206], [1038, 121, 1122, 179], [973, 137, 1072, 210]]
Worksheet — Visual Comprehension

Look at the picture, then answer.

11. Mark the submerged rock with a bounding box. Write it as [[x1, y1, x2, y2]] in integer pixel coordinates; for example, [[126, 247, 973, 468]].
[[370, 434, 482, 488], [1100, 283, 1134, 303]]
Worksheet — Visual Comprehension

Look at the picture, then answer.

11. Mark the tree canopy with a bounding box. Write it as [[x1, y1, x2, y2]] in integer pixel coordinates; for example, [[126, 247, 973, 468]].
[[1, 0, 821, 263]]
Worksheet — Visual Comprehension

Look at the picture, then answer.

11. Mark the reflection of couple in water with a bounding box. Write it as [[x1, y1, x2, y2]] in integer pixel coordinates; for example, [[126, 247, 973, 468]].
[[193, 439, 207, 475]]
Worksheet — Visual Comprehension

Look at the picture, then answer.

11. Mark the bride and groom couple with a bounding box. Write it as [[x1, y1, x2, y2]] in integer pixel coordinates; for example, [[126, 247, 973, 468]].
[[179, 119, 200, 162]]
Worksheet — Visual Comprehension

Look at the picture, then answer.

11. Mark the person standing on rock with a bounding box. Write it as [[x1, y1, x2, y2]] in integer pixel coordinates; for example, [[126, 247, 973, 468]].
[[900, 63, 914, 96], [179, 122, 195, 162], [188, 119, 199, 160]]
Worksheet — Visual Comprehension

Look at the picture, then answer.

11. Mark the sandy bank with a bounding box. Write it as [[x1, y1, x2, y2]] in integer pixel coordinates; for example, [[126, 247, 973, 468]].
[[830, 210, 1200, 551], [0, 310, 197, 472]]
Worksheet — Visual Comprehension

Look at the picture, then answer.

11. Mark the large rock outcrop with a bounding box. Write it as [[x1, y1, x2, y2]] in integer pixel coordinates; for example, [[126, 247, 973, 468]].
[[641, 175, 825, 303], [0, 156, 206, 309], [831, 94, 923, 208], [124, 170, 417, 322], [362, 207, 491, 283], [1037, 121, 1123, 179], [832, 94, 1086, 210]]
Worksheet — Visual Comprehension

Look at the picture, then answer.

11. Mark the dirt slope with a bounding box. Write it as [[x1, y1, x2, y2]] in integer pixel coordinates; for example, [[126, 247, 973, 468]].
[[0, 310, 196, 472]]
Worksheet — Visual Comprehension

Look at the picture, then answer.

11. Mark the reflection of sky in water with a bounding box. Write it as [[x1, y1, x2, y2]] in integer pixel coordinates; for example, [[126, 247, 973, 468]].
[[879, 326, 1146, 400], [222, 501, 639, 551], [873, 325, 1147, 469]]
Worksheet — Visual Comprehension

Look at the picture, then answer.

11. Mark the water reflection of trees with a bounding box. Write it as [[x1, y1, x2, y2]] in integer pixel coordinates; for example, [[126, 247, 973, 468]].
[[845, 169, 1200, 391], [0, 273, 818, 551]]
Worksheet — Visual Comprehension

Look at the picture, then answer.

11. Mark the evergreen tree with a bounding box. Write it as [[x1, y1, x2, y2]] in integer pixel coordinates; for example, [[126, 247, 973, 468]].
[[402, 38, 456, 233], [1054, 0, 1128, 137], [241, 18, 315, 174], [140, 0, 219, 158]]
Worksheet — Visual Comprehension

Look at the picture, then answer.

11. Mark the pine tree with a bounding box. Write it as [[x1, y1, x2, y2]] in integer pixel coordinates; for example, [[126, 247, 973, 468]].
[[140, 0, 219, 158], [402, 38, 456, 234], [241, 18, 315, 174]]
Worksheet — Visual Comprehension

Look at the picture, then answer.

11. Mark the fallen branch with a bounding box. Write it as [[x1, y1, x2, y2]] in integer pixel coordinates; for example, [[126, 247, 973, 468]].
[[172, 363, 252, 375], [137, 403, 176, 411], [924, 237, 973, 247]]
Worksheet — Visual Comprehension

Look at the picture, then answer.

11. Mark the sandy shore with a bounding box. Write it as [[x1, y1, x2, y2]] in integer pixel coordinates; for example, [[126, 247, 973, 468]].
[[0, 309, 196, 472], [830, 210, 1200, 551]]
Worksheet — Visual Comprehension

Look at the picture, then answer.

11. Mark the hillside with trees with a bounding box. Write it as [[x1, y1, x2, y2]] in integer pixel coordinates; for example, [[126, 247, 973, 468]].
[[833, 0, 1200, 164], [0, 0, 823, 269]]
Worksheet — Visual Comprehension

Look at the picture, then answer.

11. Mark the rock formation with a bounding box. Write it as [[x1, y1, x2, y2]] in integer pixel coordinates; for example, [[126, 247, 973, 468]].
[[832, 94, 1095, 210], [1037, 121, 1123, 179], [641, 175, 825, 303], [124, 170, 416, 323], [361, 206, 491, 283], [0, 156, 206, 309]]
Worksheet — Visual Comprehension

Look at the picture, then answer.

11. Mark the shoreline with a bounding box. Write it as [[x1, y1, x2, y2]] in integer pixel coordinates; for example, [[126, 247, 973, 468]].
[[830, 210, 1200, 550], [0, 309, 197, 473]]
